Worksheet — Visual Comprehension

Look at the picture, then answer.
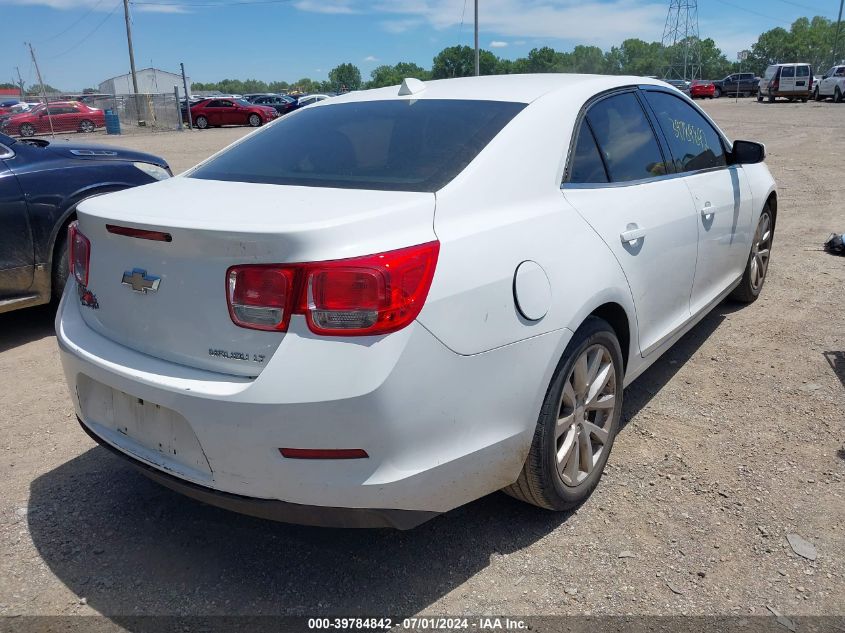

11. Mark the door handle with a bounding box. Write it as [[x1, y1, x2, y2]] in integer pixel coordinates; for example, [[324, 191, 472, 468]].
[[701, 203, 714, 219], [619, 226, 646, 244]]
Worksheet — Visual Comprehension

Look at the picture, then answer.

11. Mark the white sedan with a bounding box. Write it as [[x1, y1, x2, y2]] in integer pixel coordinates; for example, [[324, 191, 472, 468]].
[[57, 74, 777, 529]]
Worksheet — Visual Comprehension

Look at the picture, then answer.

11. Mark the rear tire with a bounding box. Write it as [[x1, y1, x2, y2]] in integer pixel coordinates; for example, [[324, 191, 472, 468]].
[[814, 87, 822, 101], [503, 317, 623, 511], [52, 231, 69, 301], [78, 119, 95, 133], [757, 94, 763, 102], [835, 87, 843, 103], [768, 95, 775, 103], [730, 205, 774, 304], [714, 87, 722, 98]]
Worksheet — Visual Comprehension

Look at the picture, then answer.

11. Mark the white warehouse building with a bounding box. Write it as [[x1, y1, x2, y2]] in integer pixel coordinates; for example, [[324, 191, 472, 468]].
[[99, 68, 191, 97]]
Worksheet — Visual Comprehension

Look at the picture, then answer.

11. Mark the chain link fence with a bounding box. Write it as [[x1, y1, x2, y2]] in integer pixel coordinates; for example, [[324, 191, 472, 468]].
[[0, 93, 183, 138]]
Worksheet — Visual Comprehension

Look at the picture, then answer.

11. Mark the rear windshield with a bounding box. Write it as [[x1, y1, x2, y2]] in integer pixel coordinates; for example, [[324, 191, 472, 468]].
[[189, 99, 526, 192], [764, 66, 778, 79]]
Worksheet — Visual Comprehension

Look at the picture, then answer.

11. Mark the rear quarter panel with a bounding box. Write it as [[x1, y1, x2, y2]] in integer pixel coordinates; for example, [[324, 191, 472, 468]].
[[418, 88, 638, 362]]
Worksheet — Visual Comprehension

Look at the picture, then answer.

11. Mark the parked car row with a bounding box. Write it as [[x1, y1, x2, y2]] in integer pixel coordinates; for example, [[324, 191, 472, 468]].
[[181, 93, 334, 129], [0, 101, 106, 137]]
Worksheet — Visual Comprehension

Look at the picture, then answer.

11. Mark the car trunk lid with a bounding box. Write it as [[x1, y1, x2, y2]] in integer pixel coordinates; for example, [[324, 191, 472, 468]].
[[74, 177, 436, 377]]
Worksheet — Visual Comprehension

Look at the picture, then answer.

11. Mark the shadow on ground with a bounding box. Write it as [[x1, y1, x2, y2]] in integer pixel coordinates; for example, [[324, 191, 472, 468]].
[[0, 303, 56, 353], [26, 304, 733, 625], [823, 351, 845, 391]]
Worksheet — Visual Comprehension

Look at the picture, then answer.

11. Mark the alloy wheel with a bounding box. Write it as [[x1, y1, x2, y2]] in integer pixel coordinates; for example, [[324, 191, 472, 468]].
[[249, 114, 261, 127], [19, 124, 35, 137], [79, 120, 95, 133], [555, 344, 617, 487], [749, 211, 772, 292]]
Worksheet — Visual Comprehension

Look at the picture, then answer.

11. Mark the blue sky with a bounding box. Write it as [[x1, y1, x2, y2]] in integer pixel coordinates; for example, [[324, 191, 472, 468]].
[[0, 0, 840, 91]]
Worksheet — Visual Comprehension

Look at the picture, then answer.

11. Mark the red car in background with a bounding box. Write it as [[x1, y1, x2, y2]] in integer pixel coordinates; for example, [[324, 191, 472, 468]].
[[189, 97, 278, 129], [689, 80, 716, 99], [2, 101, 105, 137]]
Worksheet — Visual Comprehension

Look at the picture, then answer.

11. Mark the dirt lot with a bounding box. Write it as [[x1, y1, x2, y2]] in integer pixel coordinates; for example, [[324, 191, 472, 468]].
[[0, 98, 843, 625]]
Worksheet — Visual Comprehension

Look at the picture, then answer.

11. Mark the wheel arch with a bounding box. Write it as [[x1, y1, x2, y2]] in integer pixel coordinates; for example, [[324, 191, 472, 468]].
[[48, 184, 132, 285], [765, 190, 777, 231], [588, 302, 631, 371]]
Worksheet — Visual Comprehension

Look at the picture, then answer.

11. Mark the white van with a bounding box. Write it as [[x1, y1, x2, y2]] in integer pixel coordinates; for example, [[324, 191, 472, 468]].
[[758, 63, 813, 102]]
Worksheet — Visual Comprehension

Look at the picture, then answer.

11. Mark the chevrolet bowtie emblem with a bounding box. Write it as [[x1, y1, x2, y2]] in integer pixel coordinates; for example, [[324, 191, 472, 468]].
[[122, 268, 161, 293]]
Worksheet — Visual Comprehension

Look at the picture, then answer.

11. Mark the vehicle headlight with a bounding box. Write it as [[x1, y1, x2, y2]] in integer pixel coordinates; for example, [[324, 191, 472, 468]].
[[133, 162, 171, 180]]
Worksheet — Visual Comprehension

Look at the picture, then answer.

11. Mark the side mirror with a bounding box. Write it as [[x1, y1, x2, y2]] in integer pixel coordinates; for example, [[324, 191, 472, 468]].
[[823, 74, 829, 79], [730, 140, 765, 165]]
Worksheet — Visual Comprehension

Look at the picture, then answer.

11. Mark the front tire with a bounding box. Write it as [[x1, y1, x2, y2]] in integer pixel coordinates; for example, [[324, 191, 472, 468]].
[[195, 115, 208, 129], [19, 123, 35, 137], [714, 87, 722, 98], [248, 113, 262, 127], [757, 94, 763, 102], [814, 87, 822, 101], [504, 317, 623, 511], [730, 205, 774, 303], [835, 87, 843, 103]]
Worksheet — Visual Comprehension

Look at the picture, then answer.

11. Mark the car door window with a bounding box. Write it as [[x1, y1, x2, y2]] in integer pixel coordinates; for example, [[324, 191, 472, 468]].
[[566, 119, 608, 184], [206, 100, 223, 108], [836, 67, 845, 77], [643, 91, 726, 173], [585, 92, 666, 183], [781, 66, 795, 78]]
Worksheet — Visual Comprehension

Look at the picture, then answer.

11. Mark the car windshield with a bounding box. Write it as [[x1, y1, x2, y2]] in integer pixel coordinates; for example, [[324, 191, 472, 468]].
[[189, 99, 526, 192]]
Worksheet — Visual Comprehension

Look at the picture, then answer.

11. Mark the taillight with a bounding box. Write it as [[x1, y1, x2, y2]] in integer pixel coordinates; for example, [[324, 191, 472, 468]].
[[68, 221, 90, 287], [226, 241, 439, 336], [227, 266, 295, 331]]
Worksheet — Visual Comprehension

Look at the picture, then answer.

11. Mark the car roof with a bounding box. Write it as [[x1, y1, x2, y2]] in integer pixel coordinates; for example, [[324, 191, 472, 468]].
[[320, 74, 670, 106]]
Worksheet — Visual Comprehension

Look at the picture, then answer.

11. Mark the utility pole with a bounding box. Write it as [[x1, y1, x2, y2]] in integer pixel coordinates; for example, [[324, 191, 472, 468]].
[[122, 0, 142, 124], [26, 43, 54, 137], [473, 0, 480, 76], [122, 0, 139, 95], [181, 62, 192, 130], [15, 66, 25, 99], [833, 0, 844, 66]]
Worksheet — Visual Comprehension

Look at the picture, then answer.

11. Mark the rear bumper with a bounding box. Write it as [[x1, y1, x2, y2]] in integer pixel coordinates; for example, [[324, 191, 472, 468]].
[[78, 415, 435, 529], [57, 284, 567, 521]]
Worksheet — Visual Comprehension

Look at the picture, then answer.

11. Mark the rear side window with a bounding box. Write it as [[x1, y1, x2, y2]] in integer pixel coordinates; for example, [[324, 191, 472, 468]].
[[643, 91, 726, 173], [567, 120, 608, 184], [782, 66, 795, 78], [190, 99, 525, 192], [585, 92, 666, 183], [797, 66, 809, 77]]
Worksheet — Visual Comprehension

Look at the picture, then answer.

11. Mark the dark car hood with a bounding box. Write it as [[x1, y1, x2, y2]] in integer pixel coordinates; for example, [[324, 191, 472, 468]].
[[43, 138, 168, 167]]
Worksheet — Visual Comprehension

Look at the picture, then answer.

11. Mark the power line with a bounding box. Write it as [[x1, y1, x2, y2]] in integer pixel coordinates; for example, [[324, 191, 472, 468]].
[[45, 2, 122, 59], [40, 0, 107, 44], [712, 0, 793, 25], [774, 0, 831, 14], [131, 0, 294, 6]]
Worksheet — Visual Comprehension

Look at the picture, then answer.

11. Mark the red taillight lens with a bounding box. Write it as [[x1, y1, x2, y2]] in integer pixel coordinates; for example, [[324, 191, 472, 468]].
[[225, 241, 440, 336], [68, 221, 90, 287], [304, 241, 439, 336], [227, 266, 295, 331]]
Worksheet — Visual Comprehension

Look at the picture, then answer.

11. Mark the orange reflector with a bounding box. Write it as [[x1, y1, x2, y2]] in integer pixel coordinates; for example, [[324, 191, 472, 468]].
[[279, 448, 369, 459]]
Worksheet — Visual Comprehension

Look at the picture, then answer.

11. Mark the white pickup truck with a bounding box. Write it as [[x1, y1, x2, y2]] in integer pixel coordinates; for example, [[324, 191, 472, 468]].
[[813, 65, 845, 102]]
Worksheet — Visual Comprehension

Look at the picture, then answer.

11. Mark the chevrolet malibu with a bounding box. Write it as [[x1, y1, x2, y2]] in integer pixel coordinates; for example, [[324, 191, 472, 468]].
[[57, 75, 777, 529]]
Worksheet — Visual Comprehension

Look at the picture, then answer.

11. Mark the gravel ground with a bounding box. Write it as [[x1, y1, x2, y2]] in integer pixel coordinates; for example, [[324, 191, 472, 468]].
[[0, 99, 843, 623]]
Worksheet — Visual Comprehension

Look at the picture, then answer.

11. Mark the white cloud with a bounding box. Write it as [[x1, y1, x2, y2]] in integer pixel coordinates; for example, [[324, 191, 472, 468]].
[[489, 40, 508, 48], [292, 0, 356, 14], [133, 3, 190, 13], [363, 0, 666, 46], [363, 55, 379, 62]]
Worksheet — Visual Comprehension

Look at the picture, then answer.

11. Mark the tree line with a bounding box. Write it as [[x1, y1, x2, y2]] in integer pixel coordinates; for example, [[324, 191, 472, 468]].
[[193, 15, 841, 94]]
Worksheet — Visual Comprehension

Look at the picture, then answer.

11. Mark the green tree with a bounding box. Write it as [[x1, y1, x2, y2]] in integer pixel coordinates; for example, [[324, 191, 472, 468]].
[[431, 45, 499, 78], [748, 17, 833, 75], [567, 45, 607, 73], [328, 63, 362, 91], [268, 80, 290, 92], [27, 83, 61, 94], [368, 62, 429, 88]]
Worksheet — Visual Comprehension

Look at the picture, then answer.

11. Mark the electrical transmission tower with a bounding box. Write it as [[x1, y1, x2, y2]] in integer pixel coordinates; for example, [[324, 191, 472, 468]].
[[660, 0, 701, 80]]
